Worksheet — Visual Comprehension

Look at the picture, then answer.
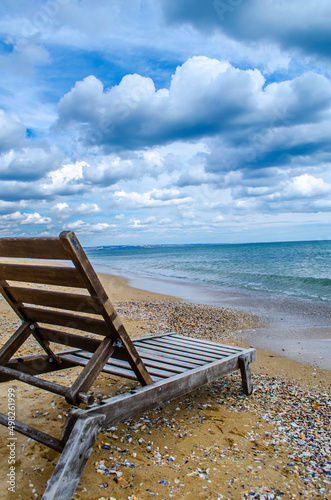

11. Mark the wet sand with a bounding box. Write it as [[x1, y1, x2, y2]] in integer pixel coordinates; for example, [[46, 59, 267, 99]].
[[0, 273, 330, 499], [121, 273, 331, 370]]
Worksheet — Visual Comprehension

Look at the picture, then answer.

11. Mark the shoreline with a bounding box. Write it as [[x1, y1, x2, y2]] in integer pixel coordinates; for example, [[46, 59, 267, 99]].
[[0, 271, 330, 499], [97, 269, 331, 371]]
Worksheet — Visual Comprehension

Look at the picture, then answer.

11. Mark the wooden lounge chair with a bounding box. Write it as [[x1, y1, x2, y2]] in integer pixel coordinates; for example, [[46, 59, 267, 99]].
[[0, 231, 256, 499]]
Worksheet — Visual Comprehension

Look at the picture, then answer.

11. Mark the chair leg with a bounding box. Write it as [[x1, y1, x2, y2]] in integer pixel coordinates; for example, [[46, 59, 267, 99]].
[[41, 413, 105, 500], [238, 354, 253, 395]]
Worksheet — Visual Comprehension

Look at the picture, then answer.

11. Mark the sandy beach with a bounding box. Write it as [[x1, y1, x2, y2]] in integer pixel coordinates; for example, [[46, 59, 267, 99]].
[[0, 273, 330, 500]]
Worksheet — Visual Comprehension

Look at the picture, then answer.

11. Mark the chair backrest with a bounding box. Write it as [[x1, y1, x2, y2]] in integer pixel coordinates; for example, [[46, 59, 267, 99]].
[[0, 231, 152, 404], [0, 231, 119, 340]]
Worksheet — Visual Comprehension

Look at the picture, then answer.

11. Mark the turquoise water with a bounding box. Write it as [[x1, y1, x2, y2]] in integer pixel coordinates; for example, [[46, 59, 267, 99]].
[[86, 240, 331, 303]]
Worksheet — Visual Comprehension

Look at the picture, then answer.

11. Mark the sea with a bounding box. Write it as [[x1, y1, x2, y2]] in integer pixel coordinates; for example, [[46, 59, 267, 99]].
[[86, 240, 331, 304], [86, 240, 331, 369]]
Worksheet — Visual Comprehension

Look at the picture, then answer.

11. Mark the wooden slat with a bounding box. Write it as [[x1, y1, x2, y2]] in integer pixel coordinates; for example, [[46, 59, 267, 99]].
[[9, 287, 100, 314], [143, 335, 234, 357], [21, 307, 109, 336], [134, 341, 219, 363], [170, 334, 242, 354], [152, 336, 240, 356], [103, 366, 154, 380], [126, 366, 173, 379], [136, 346, 200, 369], [0, 279, 62, 365], [135, 339, 222, 364], [141, 359, 186, 376], [38, 327, 102, 351], [135, 332, 177, 341], [0, 279, 25, 321], [136, 339, 221, 362], [0, 413, 64, 453], [0, 365, 93, 404], [76, 350, 181, 379], [0, 236, 70, 260], [39, 329, 127, 366], [62, 352, 138, 380], [101, 352, 185, 377], [0, 264, 85, 288], [74, 350, 130, 368], [2, 353, 76, 381]]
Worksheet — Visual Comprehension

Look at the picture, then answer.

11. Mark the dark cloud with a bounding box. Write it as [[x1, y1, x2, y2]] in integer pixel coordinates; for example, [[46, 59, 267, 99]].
[[0, 109, 64, 185], [160, 0, 331, 61], [0, 181, 49, 201], [0, 145, 63, 181]]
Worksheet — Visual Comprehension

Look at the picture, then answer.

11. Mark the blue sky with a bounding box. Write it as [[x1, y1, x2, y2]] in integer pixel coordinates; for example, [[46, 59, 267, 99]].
[[0, 0, 331, 246]]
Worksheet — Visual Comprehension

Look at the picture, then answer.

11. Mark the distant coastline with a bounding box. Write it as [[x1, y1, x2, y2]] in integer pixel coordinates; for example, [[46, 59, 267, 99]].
[[87, 238, 331, 251]]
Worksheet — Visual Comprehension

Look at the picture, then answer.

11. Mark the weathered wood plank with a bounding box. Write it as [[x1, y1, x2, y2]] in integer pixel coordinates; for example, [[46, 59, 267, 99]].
[[22, 307, 109, 336], [0, 321, 32, 364], [141, 361, 186, 377], [0, 237, 69, 260], [75, 350, 256, 428], [79, 351, 189, 376], [136, 346, 200, 369], [169, 335, 243, 354], [0, 264, 85, 288], [0, 279, 62, 364], [61, 353, 139, 380], [239, 352, 254, 395], [135, 344, 207, 366], [150, 336, 240, 356], [65, 337, 115, 405], [136, 344, 219, 363], [143, 336, 237, 358], [0, 365, 93, 405], [31, 328, 63, 367], [75, 349, 181, 378], [42, 414, 105, 500], [60, 232, 116, 314], [0, 278, 25, 321], [135, 340, 220, 362], [60, 231, 153, 387], [72, 349, 130, 367], [9, 287, 100, 314], [2, 353, 76, 381], [148, 339, 237, 359], [0, 412, 64, 453], [134, 332, 177, 342], [38, 327, 102, 351]]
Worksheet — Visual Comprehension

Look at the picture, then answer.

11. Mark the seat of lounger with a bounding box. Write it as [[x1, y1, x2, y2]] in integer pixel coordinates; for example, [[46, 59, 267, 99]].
[[0, 231, 256, 500], [59, 333, 251, 382]]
